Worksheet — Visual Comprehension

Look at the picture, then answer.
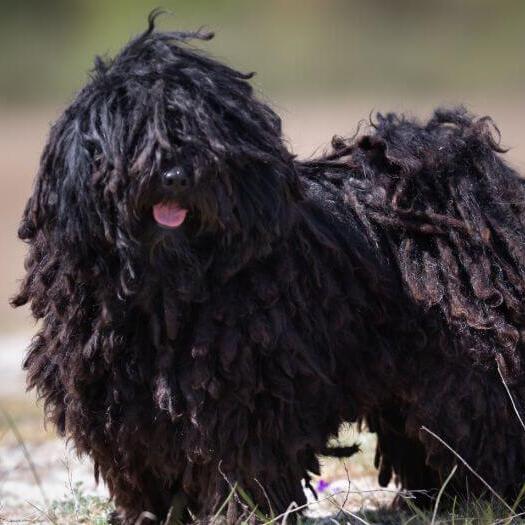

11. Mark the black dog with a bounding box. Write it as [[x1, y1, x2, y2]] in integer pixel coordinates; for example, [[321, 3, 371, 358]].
[[13, 13, 525, 524]]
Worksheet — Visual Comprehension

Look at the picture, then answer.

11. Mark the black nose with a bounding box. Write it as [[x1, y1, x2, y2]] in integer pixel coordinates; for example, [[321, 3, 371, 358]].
[[162, 167, 191, 190]]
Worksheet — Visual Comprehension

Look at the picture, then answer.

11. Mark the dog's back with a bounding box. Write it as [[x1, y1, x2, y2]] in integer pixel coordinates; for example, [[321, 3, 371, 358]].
[[299, 106, 525, 503]]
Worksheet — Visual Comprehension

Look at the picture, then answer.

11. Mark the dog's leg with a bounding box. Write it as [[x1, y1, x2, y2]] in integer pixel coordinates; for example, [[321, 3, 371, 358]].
[[369, 364, 525, 509], [413, 365, 525, 505], [175, 444, 311, 522], [102, 467, 177, 524], [367, 408, 441, 509], [188, 461, 307, 522]]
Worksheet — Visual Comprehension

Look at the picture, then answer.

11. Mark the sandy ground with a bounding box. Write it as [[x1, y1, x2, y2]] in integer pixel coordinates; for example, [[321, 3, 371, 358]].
[[0, 441, 108, 522], [0, 335, 109, 523]]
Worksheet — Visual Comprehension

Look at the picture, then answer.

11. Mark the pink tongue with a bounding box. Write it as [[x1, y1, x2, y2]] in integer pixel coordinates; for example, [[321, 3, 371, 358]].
[[152, 202, 188, 228]]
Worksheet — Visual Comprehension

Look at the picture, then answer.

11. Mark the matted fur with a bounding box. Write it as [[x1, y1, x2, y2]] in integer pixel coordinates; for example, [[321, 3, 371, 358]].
[[13, 14, 525, 524]]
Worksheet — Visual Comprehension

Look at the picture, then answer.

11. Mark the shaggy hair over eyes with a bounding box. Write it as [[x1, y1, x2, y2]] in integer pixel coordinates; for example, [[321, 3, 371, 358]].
[[13, 12, 525, 524]]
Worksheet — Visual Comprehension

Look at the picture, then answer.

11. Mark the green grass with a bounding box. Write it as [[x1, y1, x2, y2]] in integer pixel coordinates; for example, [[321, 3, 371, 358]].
[[48, 482, 114, 525], [2, 1, 525, 103], [35, 486, 525, 524], [2, 405, 525, 524]]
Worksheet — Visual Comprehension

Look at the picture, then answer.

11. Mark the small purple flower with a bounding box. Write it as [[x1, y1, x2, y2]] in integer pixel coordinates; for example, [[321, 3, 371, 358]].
[[316, 479, 330, 492]]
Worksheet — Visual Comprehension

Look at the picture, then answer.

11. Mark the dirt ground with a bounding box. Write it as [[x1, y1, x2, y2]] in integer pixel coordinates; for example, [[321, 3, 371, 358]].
[[0, 96, 524, 522]]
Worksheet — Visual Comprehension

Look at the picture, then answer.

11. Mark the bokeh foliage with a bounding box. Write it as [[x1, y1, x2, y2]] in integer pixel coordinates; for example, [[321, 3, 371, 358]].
[[1, 0, 524, 103]]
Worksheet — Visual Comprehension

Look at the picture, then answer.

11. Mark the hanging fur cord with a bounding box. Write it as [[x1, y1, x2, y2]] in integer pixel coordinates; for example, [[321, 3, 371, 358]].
[[319, 443, 360, 458]]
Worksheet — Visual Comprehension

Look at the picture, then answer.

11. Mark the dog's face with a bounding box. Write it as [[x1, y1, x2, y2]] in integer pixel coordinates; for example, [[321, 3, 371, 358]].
[[19, 19, 301, 301]]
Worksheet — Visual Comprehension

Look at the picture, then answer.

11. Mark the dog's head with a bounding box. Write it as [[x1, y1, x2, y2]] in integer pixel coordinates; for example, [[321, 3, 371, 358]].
[[17, 14, 301, 304]]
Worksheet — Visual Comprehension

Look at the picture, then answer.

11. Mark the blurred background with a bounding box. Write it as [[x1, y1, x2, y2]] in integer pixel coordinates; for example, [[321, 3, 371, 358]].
[[0, 0, 524, 520]]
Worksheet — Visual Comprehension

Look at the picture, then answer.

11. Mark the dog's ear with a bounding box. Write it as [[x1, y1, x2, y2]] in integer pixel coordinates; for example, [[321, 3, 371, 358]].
[[31, 113, 122, 250], [12, 110, 133, 313]]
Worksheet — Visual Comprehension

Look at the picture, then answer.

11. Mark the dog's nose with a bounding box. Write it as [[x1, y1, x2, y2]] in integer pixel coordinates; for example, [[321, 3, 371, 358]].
[[162, 167, 191, 191]]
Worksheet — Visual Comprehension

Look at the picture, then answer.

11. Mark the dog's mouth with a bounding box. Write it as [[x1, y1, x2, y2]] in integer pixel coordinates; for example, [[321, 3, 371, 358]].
[[152, 201, 188, 228]]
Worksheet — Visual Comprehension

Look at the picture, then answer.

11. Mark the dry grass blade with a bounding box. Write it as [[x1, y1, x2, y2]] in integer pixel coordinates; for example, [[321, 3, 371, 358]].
[[279, 501, 297, 525], [511, 482, 525, 513], [262, 489, 353, 524], [211, 482, 238, 522], [26, 500, 57, 525], [496, 359, 525, 432], [430, 464, 457, 525], [136, 510, 157, 523], [254, 478, 275, 519], [335, 506, 372, 525], [404, 497, 429, 523], [236, 485, 267, 522], [497, 482, 525, 525], [493, 510, 525, 524], [0, 406, 51, 511], [164, 491, 188, 525], [421, 426, 514, 514]]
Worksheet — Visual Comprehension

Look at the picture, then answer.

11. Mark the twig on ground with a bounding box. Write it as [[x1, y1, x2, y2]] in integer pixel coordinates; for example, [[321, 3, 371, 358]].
[[421, 425, 514, 514]]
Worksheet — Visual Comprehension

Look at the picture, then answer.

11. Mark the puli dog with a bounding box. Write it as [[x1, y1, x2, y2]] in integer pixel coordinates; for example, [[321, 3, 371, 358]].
[[13, 14, 525, 524]]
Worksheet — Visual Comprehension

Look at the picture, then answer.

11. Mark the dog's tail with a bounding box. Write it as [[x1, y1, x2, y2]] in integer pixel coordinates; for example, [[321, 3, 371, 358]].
[[329, 107, 525, 381]]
